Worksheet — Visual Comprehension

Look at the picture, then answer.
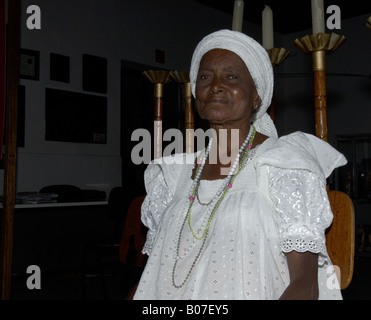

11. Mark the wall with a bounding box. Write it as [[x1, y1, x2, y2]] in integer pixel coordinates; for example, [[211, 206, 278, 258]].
[[3, 0, 368, 197], [1, 0, 275, 196]]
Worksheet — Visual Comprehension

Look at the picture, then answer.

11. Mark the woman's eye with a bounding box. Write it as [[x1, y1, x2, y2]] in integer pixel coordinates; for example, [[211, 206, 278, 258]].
[[228, 74, 238, 80], [200, 75, 211, 80]]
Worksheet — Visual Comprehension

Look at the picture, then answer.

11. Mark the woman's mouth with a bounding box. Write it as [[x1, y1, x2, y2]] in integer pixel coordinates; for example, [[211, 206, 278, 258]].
[[206, 98, 229, 105]]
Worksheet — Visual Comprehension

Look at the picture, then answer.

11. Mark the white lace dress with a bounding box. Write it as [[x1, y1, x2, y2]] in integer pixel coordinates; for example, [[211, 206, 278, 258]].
[[133, 132, 346, 300]]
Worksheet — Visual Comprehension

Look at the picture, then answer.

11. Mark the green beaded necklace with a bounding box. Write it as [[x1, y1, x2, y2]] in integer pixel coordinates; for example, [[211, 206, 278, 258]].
[[172, 126, 256, 289]]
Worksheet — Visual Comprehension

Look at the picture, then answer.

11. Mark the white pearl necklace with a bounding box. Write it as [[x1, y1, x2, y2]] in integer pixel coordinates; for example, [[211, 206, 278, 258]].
[[193, 125, 254, 196], [172, 125, 256, 289]]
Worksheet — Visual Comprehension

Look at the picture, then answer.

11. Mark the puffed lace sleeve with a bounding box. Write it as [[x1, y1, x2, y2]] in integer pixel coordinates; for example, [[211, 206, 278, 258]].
[[268, 167, 332, 265], [141, 162, 174, 255], [255, 131, 347, 265]]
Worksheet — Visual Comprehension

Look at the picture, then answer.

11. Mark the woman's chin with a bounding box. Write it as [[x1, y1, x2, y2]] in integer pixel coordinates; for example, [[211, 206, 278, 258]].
[[201, 112, 229, 124]]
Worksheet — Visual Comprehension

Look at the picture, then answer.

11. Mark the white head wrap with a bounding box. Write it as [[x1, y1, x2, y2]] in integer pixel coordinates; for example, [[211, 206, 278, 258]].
[[190, 29, 278, 138]]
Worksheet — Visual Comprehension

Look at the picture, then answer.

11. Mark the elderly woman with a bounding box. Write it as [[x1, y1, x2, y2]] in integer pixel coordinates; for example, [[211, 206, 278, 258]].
[[133, 30, 345, 300]]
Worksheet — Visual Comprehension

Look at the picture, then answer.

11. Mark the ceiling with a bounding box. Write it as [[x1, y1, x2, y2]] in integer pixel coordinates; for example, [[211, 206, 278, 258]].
[[193, 0, 370, 34]]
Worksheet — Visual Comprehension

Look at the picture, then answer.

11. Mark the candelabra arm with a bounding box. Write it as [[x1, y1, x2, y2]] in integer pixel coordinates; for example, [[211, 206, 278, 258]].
[[292, 33, 346, 142], [266, 47, 290, 66], [293, 33, 346, 57]]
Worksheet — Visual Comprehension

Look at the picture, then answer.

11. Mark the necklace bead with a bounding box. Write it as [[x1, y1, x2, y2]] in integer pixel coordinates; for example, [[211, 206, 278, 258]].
[[172, 126, 257, 289]]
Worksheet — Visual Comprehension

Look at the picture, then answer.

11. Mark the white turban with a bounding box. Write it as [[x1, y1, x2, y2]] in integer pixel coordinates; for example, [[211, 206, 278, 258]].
[[190, 29, 278, 138]]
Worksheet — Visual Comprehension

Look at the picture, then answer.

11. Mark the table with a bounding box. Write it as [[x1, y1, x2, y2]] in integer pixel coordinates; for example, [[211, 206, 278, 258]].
[[3, 201, 108, 210], [1, 201, 115, 277]]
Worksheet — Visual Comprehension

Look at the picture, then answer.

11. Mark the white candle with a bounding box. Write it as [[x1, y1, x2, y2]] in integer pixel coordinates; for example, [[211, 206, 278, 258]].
[[311, 0, 325, 34], [262, 5, 274, 50], [154, 120, 162, 159], [232, 0, 244, 32]]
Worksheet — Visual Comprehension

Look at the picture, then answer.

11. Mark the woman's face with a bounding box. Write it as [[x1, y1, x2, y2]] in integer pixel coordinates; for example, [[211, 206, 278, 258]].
[[195, 49, 260, 129]]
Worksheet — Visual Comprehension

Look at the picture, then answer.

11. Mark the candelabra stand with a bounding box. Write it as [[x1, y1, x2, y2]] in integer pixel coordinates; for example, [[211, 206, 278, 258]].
[[293, 33, 346, 142], [266, 47, 290, 122], [170, 71, 194, 154], [293, 32, 354, 291], [142, 70, 171, 159]]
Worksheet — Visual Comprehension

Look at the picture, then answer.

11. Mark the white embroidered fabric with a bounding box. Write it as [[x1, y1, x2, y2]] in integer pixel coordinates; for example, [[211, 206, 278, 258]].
[[134, 132, 345, 300], [141, 164, 173, 255], [268, 167, 333, 266]]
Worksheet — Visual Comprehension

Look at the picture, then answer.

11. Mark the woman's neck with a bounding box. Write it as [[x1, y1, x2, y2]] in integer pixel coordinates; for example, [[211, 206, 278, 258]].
[[192, 128, 268, 181], [208, 123, 251, 157]]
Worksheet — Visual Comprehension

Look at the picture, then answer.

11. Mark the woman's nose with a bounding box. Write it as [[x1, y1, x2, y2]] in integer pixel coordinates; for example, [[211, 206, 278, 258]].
[[209, 77, 224, 94]]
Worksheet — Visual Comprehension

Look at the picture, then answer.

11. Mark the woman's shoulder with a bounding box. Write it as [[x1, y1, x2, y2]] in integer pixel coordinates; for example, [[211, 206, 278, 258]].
[[255, 131, 347, 179], [146, 152, 195, 173], [144, 152, 195, 194]]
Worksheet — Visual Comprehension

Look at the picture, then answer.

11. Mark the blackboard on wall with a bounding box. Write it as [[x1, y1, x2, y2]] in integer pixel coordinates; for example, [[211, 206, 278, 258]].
[[45, 88, 107, 144]]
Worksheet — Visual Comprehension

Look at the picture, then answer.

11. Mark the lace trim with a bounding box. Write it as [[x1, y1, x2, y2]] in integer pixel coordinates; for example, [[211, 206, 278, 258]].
[[280, 235, 328, 266], [142, 230, 155, 256], [268, 167, 333, 266]]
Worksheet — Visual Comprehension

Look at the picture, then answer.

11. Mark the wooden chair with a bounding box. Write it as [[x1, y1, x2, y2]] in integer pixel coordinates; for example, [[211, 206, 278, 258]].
[[326, 190, 355, 290], [81, 186, 131, 299], [118, 195, 148, 298]]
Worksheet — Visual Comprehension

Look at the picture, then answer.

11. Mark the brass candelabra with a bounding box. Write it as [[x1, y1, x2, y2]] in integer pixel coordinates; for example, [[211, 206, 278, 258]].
[[293, 33, 346, 142], [142, 70, 172, 159]]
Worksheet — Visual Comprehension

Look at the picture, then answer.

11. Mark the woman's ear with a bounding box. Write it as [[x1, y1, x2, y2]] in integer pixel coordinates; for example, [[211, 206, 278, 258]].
[[250, 95, 262, 123], [254, 95, 262, 112]]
